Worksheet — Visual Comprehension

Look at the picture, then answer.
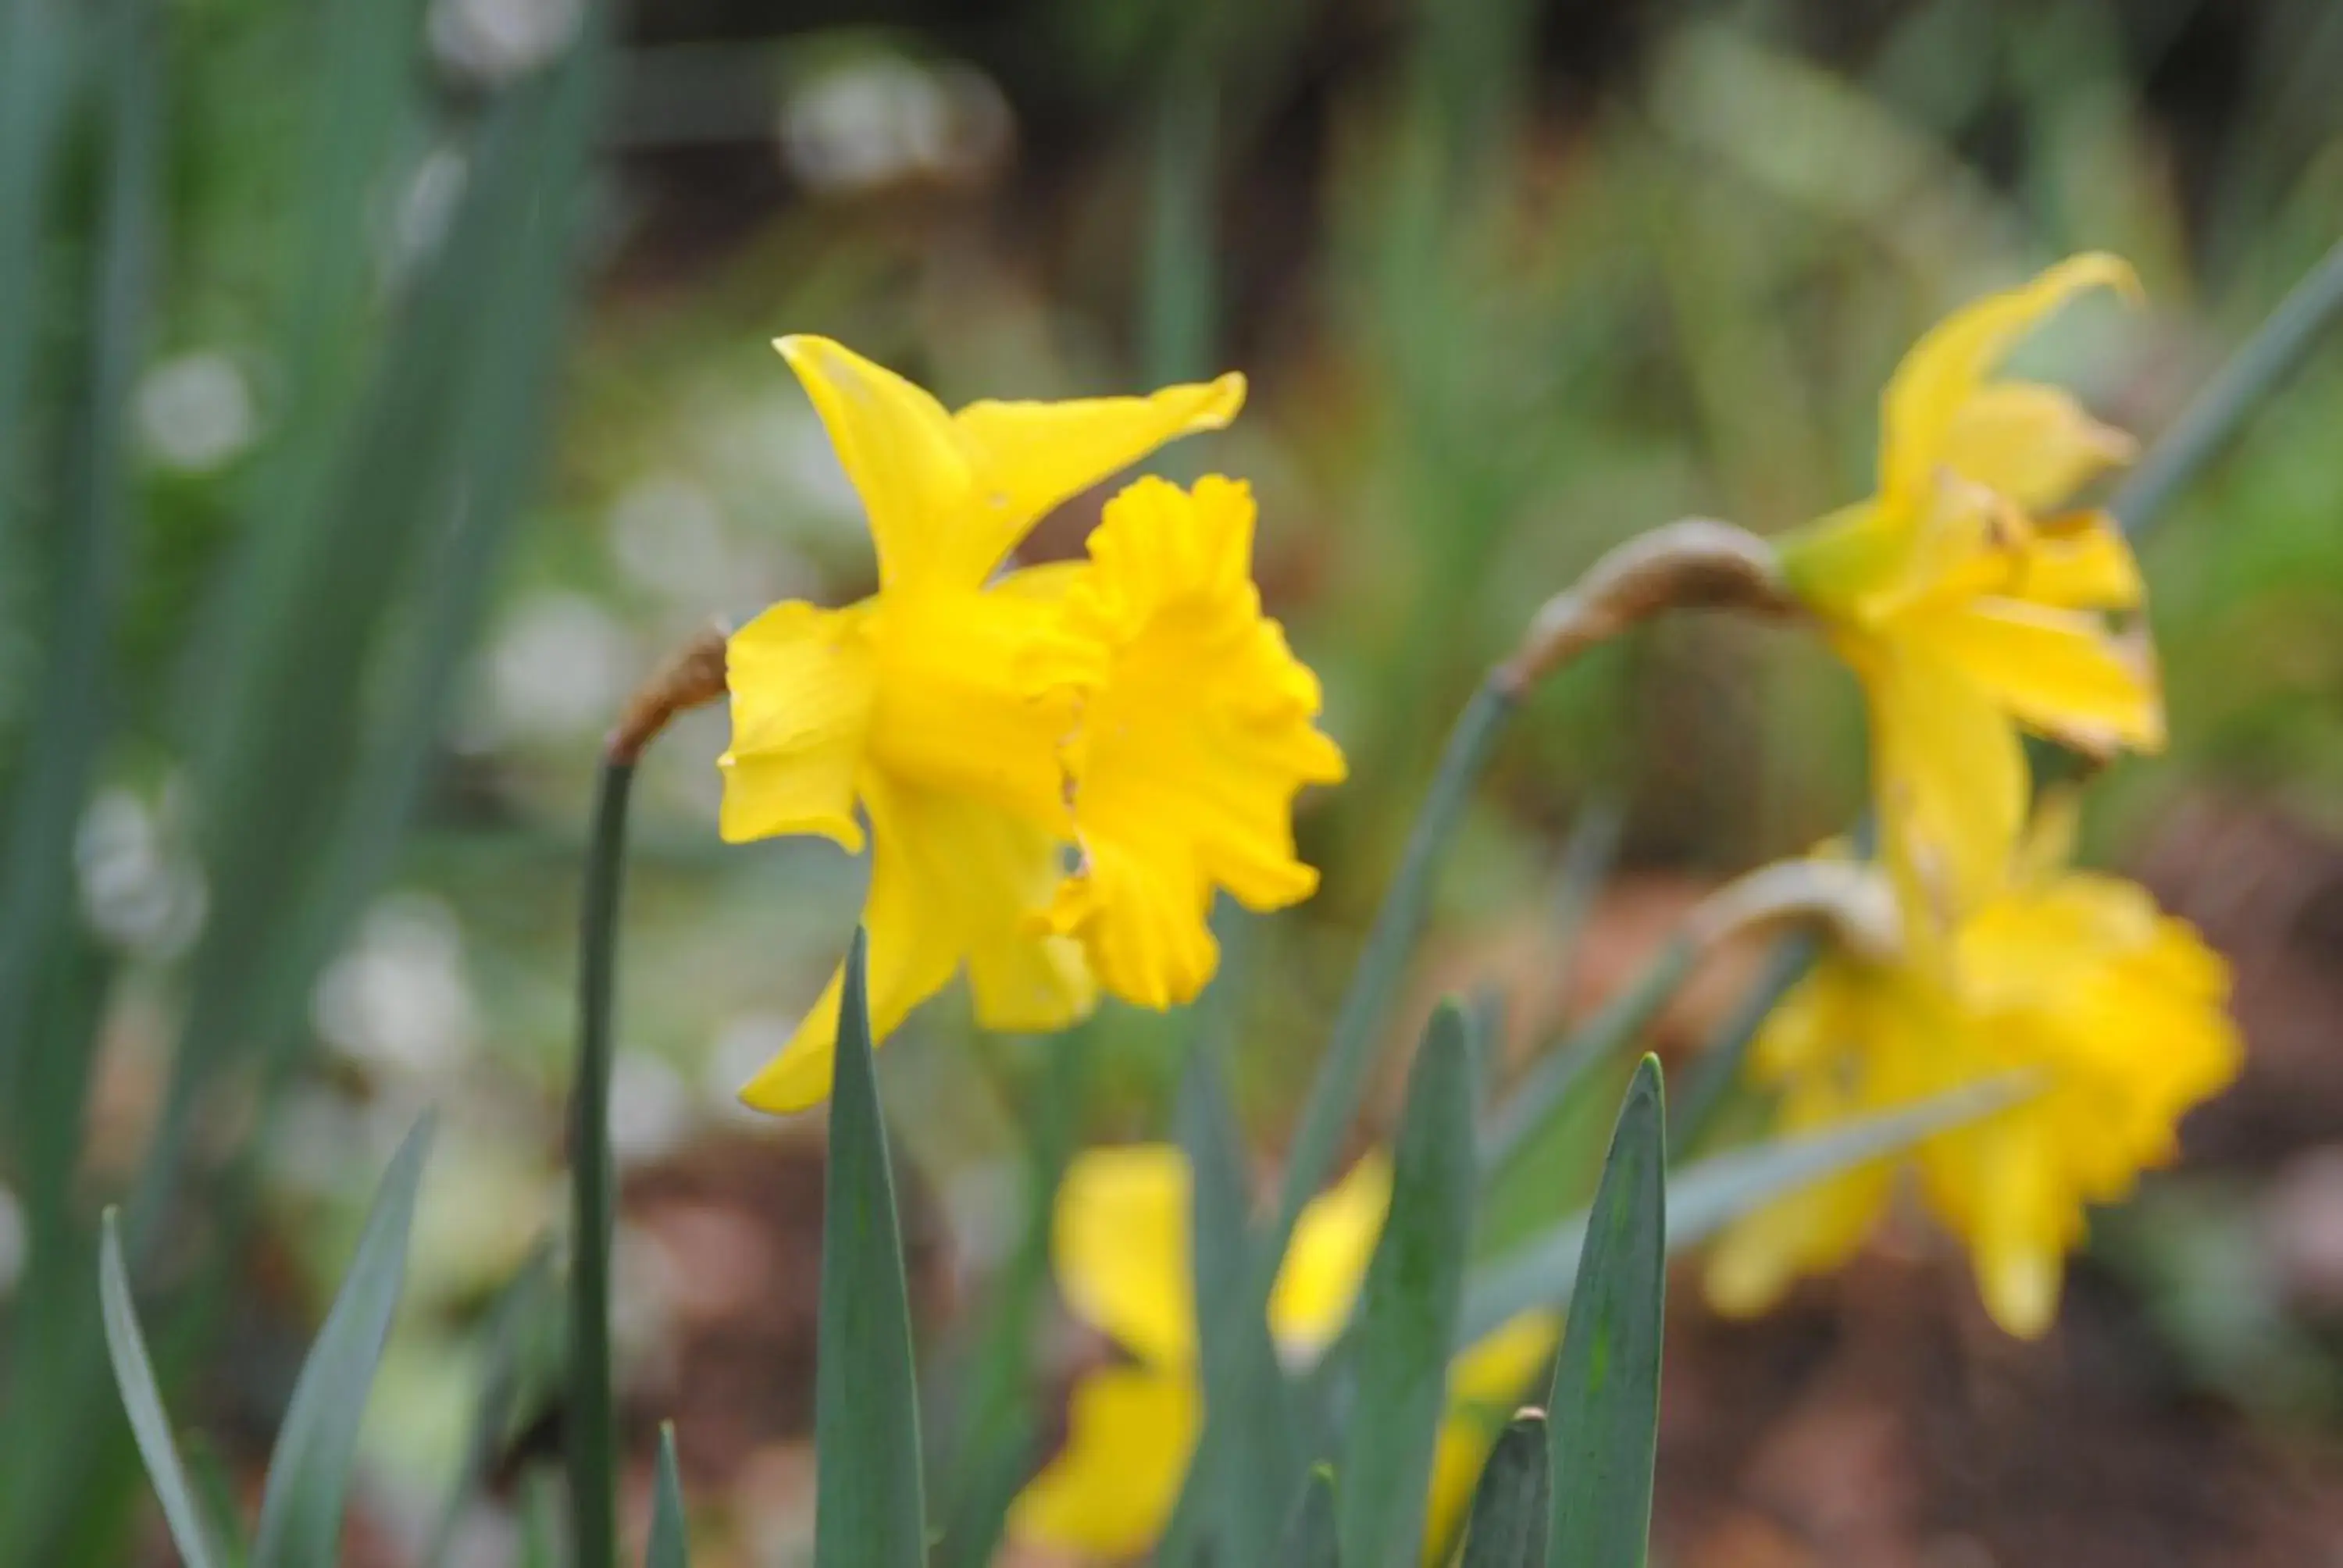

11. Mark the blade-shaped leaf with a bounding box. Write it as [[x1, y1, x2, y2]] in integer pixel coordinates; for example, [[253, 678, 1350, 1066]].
[[1457, 1073, 2027, 1344], [426, 1243, 557, 1567], [645, 1424, 690, 1568], [1273, 1465, 1340, 1568], [815, 928, 927, 1568], [1460, 1412, 1550, 1568], [1164, 1041, 1306, 1567], [251, 1115, 437, 1568], [1543, 1057, 1665, 1568], [1339, 1003, 1476, 1568], [931, 1032, 1090, 1568], [98, 1210, 220, 1568]]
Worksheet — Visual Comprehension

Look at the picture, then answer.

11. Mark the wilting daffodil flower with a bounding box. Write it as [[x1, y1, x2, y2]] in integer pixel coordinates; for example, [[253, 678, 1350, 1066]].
[[1706, 813, 2241, 1338], [1043, 474, 1346, 1007], [1779, 254, 2162, 928], [1008, 1145, 1558, 1563], [719, 337, 1244, 1112]]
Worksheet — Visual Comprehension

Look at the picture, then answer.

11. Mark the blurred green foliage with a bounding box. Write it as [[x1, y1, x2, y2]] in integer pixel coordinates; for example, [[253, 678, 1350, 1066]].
[[7, 0, 2343, 1559]]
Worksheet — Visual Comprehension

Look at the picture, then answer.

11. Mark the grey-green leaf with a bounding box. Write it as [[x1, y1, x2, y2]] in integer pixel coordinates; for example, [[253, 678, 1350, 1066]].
[[1339, 1002, 1477, 1568], [1273, 1465, 1340, 1568], [815, 928, 928, 1568], [426, 1243, 558, 1567], [1460, 1412, 1550, 1568], [251, 1115, 437, 1568], [98, 1210, 220, 1568], [645, 1424, 691, 1568], [1544, 1056, 1665, 1568], [1170, 1041, 1304, 1567], [1457, 1073, 2025, 1344]]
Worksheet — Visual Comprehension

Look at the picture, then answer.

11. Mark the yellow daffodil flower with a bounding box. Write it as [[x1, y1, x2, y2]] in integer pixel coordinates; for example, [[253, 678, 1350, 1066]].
[[720, 337, 1243, 1111], [1779, 254, 2162, 928], [1008, 1144, 1557, 1563], [1706, 818, 2241, 1338], [1043, 474, 1346, 1008]]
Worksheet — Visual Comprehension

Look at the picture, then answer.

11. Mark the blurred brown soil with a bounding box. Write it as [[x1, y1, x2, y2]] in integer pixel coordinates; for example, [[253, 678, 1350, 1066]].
[[1649, 789, 2343, 1568], [1658, 1256, 2343, 1567]]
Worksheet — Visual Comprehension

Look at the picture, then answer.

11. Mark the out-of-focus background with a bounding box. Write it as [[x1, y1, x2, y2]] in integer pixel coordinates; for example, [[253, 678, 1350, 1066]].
[[9, 0, 2343, 1562]]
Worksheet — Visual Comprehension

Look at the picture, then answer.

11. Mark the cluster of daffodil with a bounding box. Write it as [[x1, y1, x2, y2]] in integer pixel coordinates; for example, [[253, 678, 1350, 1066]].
[[1699, 255, 2241, 1338], [711, 253, 2241, 1563]]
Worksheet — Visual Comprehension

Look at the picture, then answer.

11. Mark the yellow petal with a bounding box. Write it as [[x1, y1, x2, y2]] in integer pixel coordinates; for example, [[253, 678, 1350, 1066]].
[[1704, 1157, 1896, 1319], [1044, 475, 1345, 1010], [1448, 1310, 1561, 1409], [1928, 1113, 2070, 1338], [1859, 640, 2028, 931], [1268, 1151, 1392, 1359], [1008, 1365, 1201, 1559], [1938, 380, 2137, 513], [2015, 511, 2144, 609], [719, 600, 877, 850], [736, 772, 1090, 1114], [778, 337, 1244, 594], [950, 372, 1245, 583], [1052, 1144, 1196, 1367], [1880, 254, 2141, 509], [735, 815, 959, 1115], [1904, 598, 2164, 754], [775, 335, 977, 593]]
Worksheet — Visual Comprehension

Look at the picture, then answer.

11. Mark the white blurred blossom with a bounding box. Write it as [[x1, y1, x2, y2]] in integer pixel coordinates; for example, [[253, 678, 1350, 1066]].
[[484, 590, 635, 742], [137, 352, 256, 472], [779, 56, 1011, 194], [76, 786, 206, 957], [0, 1185, 23, 1299], [428, 0, 581, 84], [609, 1049, 693, 1167], [313, 893, 480, 1075], [607, 474, 734, 604], [386, 146, 468, 284]]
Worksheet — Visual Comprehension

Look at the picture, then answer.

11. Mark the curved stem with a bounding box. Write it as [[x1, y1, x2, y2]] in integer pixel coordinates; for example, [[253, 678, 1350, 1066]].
[[1496, 518, 1793, 695], [2113, 236, 2343, 539]]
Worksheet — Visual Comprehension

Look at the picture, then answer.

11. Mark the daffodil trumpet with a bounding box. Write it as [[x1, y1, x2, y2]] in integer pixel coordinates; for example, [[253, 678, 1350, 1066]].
[[716, 337, 1343, 1113]]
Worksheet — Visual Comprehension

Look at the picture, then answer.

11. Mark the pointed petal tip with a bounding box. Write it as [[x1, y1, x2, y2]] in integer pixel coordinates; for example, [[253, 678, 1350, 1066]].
[[1197, 369, 1247, 426], [736, 1037, 837, 1115]]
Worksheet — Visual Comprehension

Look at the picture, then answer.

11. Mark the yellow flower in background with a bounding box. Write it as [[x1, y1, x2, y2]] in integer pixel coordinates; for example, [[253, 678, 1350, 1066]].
[[1706, 819, 2241, 1338], [1779, 254, 2162, 928], [1043, 475, 1346, 1009], [720, 337, 1243, 1111], [1008, 1145, 1558, 1563]]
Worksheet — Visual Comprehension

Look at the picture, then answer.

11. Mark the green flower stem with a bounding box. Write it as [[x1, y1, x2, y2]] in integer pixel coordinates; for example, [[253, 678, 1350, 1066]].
[[566, 756, 633, 1568], [1272, 677, 1516, 1244], [2112, 235, 2343, 538], [1667, 928, 1819, 1154], [566, 629, 727, 1568], [1481, 935, 1696, 1180]]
